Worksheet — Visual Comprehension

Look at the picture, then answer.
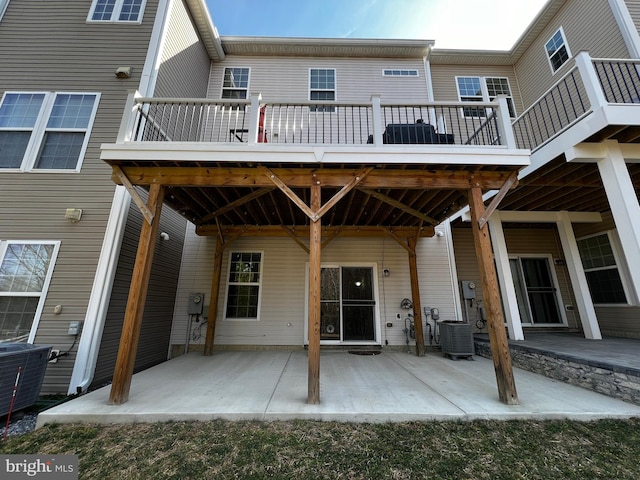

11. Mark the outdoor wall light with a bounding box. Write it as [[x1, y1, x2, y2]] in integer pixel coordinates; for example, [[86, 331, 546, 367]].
[[115, 66, 132, 78], [160, 232, 170, 241], [436, 230, 445, 237], [65, 208, 83, 223], [383, 268, 390, 277]]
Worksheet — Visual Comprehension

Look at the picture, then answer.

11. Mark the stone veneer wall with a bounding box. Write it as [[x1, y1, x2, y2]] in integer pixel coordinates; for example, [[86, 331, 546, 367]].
[[474, 340, 640, 406]]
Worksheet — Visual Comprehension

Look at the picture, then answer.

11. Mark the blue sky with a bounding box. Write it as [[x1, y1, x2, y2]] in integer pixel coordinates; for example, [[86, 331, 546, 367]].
[[205, 0, 549, 50]]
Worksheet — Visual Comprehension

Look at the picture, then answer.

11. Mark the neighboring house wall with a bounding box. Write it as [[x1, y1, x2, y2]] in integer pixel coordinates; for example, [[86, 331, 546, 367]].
[[0, 0, 159, 393], [573, 212, 640, 339], [515, 0, 628, 108], [154, 0, 211, 98], [92, 197, 186, 387], [452, 225, 581, 333], [170, 227, 458, 350], [208, 57, 429, 103]]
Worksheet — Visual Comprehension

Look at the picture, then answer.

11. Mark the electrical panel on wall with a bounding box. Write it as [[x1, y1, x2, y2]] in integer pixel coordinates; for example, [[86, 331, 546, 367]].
[[188, 293, 205, 315]]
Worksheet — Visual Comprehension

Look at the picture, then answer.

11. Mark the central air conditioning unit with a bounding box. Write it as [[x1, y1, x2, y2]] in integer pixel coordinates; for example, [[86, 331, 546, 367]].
[[439, 321, 474, 360]]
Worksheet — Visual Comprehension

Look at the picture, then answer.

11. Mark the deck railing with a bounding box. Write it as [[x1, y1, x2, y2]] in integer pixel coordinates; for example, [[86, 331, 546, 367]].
[[122, 94, 516, 149], [512, 52, 640, 152]]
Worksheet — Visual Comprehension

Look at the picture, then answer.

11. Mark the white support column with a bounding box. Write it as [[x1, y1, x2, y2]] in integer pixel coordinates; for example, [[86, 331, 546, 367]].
[[247, 93, 262, 145], [597, 141, 640, 303], [370, 94, 383, 146], [488, 212, 524, 340], [555, 211, 602, 339], [574, 52, 608, 110]]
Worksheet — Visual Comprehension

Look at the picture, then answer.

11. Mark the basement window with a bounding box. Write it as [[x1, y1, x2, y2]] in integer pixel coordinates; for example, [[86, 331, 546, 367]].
[[577, 232, 628, 304], [224, 252, 263, 320]]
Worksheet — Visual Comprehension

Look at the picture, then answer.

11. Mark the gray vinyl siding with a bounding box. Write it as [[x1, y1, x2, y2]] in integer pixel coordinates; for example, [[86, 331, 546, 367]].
[[572, 211, 640, 339], [170, 227, 458, 350], [429, 64, 523, 115], [626, 1, 640, 31], [0, 0, 159, 393], [154, 0, 210, 98], [451, 226, 580, 333], [92, 195, 186, 388], [515, 0, 629, 109], [208, 57, 429, 103]]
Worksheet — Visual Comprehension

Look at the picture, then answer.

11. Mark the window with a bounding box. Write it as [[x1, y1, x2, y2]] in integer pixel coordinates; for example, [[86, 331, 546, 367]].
[[577, 233, 627, 304], [383, 69, 419, 77], [456, 76, 516, 118], [309, 69, 336, 112], [88, 0, 146, 23], [225, 252, 262, 320], [0, 0, 10, 21], [0, 92, 100, 171], [0, 241, 59, 342], [221, 68, 250, 100], [545, 28, 571, 73]]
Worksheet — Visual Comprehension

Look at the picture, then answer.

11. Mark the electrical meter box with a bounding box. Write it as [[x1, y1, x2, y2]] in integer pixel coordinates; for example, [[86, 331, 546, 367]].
[[461, 281, 476, 300], [188, 293, 205, 315]]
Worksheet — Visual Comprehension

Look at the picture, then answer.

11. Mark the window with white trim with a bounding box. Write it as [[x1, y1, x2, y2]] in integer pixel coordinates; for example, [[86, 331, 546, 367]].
[[456, 76, 516, 118], [0, 0, 10, 22], [0, 92, 100, 171], [383, 69, 419, 77], [577, 232, 628, 304], [0, 241, 59, 342], [545, 28, 571, 73], [222, 67, 250, 99], [88, 0, 147, 23], [225, 252, 263, 320], [309, 68, 336, 112]]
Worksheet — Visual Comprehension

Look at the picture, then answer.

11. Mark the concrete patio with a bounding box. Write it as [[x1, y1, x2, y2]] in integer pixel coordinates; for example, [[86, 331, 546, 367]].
[[37, 350, 640, 427]]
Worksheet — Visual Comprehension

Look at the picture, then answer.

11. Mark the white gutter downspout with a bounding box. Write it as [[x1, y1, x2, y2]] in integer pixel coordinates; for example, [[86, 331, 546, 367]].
[[68, 0, 173, 394]]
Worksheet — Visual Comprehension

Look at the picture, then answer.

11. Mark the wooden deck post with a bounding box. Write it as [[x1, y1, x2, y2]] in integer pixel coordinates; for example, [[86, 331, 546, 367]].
[[468, 187, 519, 405], [109, 184, 165, 405], [308, 184, 321, 404], [204, 236, 224, 356], [407, 237, 425, 356]]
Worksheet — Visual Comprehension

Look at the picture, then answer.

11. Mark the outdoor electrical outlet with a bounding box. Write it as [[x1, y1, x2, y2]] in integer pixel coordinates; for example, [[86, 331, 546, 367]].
[[49, 350, 60, 363], [386, 322, 393, 328]]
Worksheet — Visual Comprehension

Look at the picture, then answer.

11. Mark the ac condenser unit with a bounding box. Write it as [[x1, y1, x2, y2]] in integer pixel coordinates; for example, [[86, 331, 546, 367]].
[[439, 321, 474, 360]]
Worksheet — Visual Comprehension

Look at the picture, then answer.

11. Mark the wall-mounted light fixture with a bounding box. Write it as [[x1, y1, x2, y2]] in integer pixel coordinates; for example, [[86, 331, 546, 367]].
[[436, 230, 444, 237], [383, 268, 390, 277], [160, 232, 170, 241], [65, 208, 83, 223], [115, 66, 132, 79]]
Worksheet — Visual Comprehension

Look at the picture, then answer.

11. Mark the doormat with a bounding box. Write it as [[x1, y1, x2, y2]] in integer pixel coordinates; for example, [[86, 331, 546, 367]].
[[348, 350, 381, 355]]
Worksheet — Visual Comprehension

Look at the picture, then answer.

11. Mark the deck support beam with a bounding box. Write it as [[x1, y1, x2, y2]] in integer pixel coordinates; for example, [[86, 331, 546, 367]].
[[468, 186, 519, 405], [308, 184, 322, 404], [204, 235, 225, 355], [109, 184, 165, 405], [407, 237, 426, 356]]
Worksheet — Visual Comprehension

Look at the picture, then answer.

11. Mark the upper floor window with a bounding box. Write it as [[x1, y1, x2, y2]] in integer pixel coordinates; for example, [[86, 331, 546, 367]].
[[225, 252, 263, 320], [456, 76, 515, 118], [88, 0, 146, 23], [310, 68, 336, 112], [0, 241, 60, 343], [545, 28, 571, 73], [0, 0, 10, 22], [383, 69, 419, 77], [0, 92, 100, 172], [222, 68, 250, 99], [577, 232, 628, 304]]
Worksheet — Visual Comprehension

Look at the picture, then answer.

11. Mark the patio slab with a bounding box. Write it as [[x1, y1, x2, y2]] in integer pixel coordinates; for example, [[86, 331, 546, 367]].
[[37, 350, 640, 427]]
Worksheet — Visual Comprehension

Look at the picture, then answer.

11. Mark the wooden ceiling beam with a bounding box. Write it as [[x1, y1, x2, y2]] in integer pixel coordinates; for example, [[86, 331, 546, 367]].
[[359, 188, 438, 225], [196, 224, 435, 238], [111, 166, 519, 190], [195, 187, 274, 226]]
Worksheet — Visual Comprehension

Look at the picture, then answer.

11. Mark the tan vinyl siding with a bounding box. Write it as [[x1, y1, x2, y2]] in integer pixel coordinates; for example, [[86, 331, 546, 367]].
[[171, 229, 457, 349], [92, 198, 186, 387], [452, 225, 580, 332], [154, 0, 210, 98], [208, 57, 429, 103], [430, 64, 523, 115], [0, 0, 159, 393], [515, 0, 629, 108]]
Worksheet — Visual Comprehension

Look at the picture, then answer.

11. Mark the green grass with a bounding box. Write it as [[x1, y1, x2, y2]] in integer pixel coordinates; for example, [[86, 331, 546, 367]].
[[2, 418, 640, 479]]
